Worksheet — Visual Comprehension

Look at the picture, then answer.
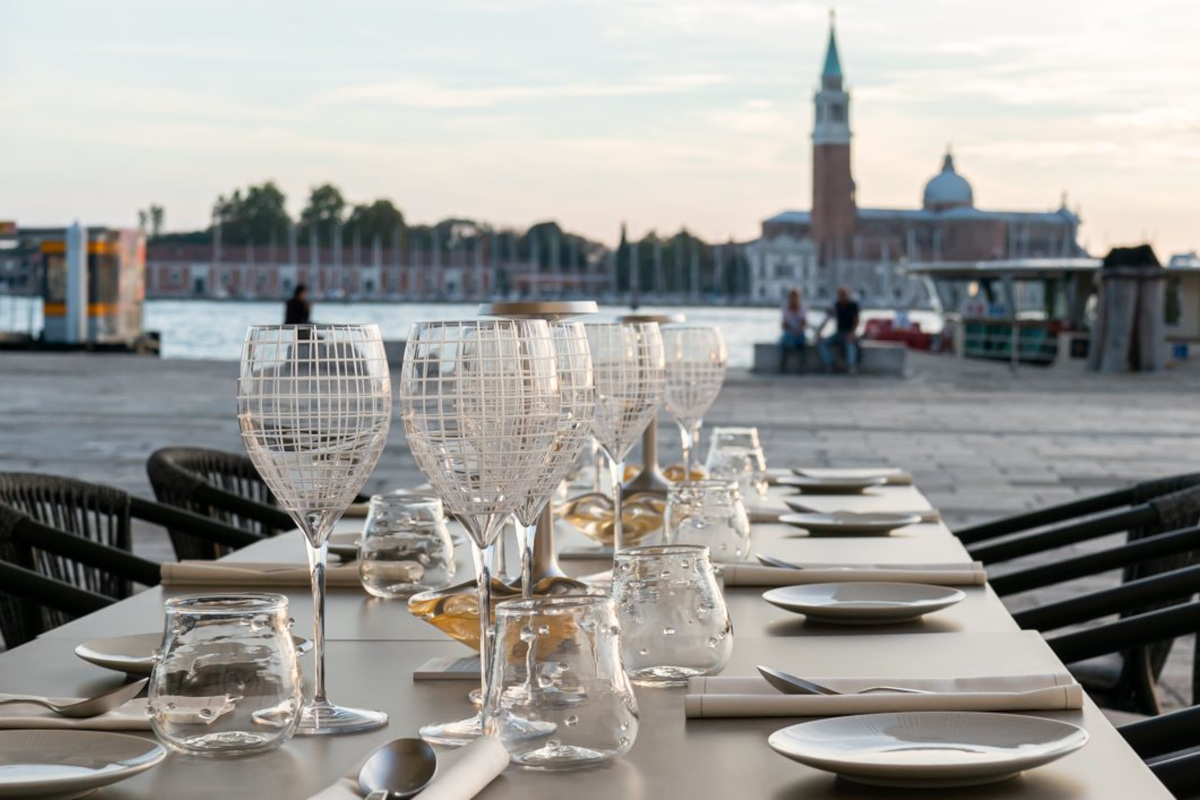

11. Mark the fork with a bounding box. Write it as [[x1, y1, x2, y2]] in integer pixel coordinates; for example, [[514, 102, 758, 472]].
[[757, 666, 932, 696], [0, 677, 148, 718]]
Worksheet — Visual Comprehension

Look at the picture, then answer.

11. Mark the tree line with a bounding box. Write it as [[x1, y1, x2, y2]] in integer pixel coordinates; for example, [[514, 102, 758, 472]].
[[143, 179, 745, 292]]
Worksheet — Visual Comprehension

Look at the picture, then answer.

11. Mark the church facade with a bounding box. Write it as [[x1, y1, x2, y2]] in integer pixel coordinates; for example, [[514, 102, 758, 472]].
[[746, 21, 1085, 308]]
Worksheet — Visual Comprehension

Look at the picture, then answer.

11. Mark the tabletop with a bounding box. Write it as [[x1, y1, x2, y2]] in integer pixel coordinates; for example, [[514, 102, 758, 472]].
[[8, 482, 1172, 799]]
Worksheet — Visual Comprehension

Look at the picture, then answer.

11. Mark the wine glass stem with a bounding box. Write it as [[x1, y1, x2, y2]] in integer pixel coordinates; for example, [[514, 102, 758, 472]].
[[678, 422, 695, 478], [304, 539, 330, 706], [473, 541, 497, 736], [606, 455, 625, 555], [519, 519, 538, 598]]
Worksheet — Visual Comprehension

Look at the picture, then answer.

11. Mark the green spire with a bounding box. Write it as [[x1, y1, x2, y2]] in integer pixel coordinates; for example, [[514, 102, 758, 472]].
[[822, 10, 842, 85]]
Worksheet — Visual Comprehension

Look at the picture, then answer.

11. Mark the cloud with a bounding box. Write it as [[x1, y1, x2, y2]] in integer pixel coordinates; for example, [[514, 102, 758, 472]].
[[324, 74, 731, 109]]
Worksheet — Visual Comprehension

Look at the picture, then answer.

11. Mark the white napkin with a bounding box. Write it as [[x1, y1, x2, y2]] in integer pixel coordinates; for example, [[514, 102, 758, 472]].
[[721, 561, 987, 587], [0, 695, 150, 730], [684, 672, 1082, 718], [161, 561, 362, 587], [309, 737, 509, 800]]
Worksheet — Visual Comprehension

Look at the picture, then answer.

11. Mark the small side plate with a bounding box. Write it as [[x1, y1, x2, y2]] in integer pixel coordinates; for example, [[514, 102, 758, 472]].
[[0, 730, 166, 798], [762, 582, 965, 624], [76, 633, 312, 676], [776, 475, 888, 494]]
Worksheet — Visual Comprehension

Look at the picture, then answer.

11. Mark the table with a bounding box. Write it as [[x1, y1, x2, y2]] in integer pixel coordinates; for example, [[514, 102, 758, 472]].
[[8, 483, 1172, 798]]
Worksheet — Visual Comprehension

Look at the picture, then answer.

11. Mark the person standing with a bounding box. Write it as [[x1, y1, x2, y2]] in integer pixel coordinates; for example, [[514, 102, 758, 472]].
[[778, 288, 808, 373], [285, 284, 311, 325], [817, 286, 861, 374]]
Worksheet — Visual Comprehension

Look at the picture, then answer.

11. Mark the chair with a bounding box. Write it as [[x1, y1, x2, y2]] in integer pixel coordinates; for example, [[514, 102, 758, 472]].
[[0, 561, 114, 647], [974, 484, 1200, 714], [0, 472, 261, 647], [147, 447, 293, 560], [1120, 705, 1200, 798]]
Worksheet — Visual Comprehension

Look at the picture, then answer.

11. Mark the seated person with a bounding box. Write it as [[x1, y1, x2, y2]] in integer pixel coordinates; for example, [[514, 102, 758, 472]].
[[778, 288, 808, 373], [817, 286, 861, 374]]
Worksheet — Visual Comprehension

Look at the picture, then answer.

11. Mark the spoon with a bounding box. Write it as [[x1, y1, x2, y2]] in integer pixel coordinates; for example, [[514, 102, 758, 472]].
[[0, 677, 148, 718], [358, 737, 438, 800], [757, 666, 931, 696]]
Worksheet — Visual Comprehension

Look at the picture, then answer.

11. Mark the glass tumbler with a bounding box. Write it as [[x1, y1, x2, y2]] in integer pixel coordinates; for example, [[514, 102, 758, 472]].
[[487, 596, 639, 770], [359, 493, 456, 599], [664, 480, 751, 563], [148, 594, 302, 757], [704, 426, 768, 499], [613, 544, 733, 686]]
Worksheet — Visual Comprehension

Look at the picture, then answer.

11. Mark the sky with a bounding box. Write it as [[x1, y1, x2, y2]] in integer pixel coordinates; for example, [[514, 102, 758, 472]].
[[2, 0, 1198, 256]]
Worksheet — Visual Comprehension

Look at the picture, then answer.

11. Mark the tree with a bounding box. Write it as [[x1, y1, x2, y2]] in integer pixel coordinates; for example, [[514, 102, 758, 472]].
[[137, 204, 165, 239], [344, 199, 406, 247], [211, 182, 289, 246], [299, 183, 347, 247]]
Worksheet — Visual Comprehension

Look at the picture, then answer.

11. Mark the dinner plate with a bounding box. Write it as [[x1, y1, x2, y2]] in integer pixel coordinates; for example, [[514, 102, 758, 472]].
[[762, 582, 965, 624], [768, 711, 1088, 788], [791, 467, 906, 482], [76, 633, 312, 675], [778, 511, 921, 535], [0, 729, 166, 798], [776, 475, 887, 494]]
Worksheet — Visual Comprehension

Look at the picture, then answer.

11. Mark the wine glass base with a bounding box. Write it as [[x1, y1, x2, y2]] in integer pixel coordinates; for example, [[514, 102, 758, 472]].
[[420, 713, 482, 747], [296, 701, 388, 736]]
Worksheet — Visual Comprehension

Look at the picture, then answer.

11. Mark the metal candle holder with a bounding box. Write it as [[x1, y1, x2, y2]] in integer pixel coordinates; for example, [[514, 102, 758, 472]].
[[616, 312, 685, 496], [478, 300, 599, 582]]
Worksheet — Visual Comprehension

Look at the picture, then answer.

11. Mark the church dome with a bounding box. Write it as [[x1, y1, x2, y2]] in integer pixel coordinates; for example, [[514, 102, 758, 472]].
[[923, 151, 974, 211]]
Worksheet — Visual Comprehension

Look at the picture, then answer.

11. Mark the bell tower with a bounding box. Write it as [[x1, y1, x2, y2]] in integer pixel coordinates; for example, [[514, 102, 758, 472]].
[[811, 12, 855, 265]]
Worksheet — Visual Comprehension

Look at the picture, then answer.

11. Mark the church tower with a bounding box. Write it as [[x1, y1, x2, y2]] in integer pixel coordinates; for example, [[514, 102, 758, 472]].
[[811, 14, 855, 266]]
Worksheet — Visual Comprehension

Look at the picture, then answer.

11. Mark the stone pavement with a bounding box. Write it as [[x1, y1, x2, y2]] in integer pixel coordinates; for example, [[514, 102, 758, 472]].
[[2, 349, 1199, 707]]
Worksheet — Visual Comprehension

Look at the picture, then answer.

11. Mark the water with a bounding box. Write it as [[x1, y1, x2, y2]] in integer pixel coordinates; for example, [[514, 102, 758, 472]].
[[0, 296, 941, 369]]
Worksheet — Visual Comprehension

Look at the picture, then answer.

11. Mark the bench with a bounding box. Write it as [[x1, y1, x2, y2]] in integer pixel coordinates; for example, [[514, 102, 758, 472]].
[[751, 339, 907, 376]]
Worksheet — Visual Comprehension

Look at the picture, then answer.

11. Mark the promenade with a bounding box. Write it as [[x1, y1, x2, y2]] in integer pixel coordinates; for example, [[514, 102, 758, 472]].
[[3, 349, 1198, 707]]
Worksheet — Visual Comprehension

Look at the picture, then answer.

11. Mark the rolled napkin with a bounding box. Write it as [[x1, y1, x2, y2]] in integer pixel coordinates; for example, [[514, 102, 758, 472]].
[[0, 695, 149, 730], [721, 561, 986, 587], [343, 503, 370, 518], [309, 736, 509, 800], [747, 507, 782, 524], [684, 672, 1082, 718], [161, 561, 362, 587]]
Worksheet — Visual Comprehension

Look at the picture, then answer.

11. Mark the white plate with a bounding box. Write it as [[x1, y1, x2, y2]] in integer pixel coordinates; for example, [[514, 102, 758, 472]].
[[778, 511, 920, 535], [776, 475, 887, 494], [0, 729, 166, 798], [792, 467, 905, 482], [762, 582, 965, 624], [76, 633, 312, 676], [768, 711, 1088, 788]]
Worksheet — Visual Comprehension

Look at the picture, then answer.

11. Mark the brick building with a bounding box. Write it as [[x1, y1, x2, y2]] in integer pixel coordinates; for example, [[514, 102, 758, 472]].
[[746, 18, 1085, 308]]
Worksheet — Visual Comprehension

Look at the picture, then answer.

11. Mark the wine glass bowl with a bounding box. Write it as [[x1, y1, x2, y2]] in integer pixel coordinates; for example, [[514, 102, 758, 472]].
[[661, 326, 728, 478], [237, 324, 391, 736]]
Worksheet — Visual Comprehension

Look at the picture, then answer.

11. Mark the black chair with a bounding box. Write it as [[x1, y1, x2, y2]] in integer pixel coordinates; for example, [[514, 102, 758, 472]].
[[952, 478, 1200, 715], [0, 472, 261, 647], [146, 447, 294, 560], [1120, 705, 1200, 798], [146, 446, 369, 560], [0, 560, 114, 647]]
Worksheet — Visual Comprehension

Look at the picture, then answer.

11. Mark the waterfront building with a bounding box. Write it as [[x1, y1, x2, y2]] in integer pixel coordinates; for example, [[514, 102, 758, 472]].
[[746, 18, 1086, 309]]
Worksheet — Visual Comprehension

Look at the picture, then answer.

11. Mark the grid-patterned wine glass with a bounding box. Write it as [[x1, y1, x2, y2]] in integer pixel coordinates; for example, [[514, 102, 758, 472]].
[[399, 319, 561, 745], [661, 325, 728, 478], [512, 321, 595, 595], [583, 322, 666, 557], [237, 324, 391, 735]]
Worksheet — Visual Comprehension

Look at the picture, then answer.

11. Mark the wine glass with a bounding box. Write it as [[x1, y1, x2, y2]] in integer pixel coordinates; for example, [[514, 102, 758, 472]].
[[237, 324, 391, 735], [583, 322, 666, 556], [512, 321, 595, 595], [661, 325, 727, 479], [399, 319, 561, 745]]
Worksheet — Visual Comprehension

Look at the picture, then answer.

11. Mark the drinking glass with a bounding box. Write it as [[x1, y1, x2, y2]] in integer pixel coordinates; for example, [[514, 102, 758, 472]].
[[661, 326, 728, 478], [399, 319, 561, 746], [487, 596, 638, 769], [704, 426, 769, 499], [583, 322, 666, 557], [238, 324, 390, 735], [148, 594, 302, 757], [612, 544, 733, 686], [663, 480, 751, 563], [511, 321, 595, 595], [359, 493, 456, 599]]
